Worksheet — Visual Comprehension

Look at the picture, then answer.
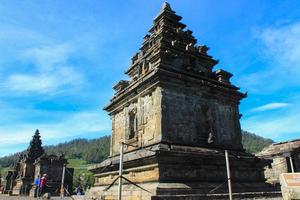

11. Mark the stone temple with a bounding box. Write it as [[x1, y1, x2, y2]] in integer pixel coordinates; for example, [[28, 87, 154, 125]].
[[257, 139, 300, 185], [88, 3, 281, 200], [4, 130, 73, 197]]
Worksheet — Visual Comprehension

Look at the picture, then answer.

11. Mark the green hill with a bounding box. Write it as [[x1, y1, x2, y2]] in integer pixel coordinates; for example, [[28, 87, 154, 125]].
[[0, 136, 110, 168], [0, 131, 273, 169], [0, 136, 110, 187], [242, 131, 274, 154]]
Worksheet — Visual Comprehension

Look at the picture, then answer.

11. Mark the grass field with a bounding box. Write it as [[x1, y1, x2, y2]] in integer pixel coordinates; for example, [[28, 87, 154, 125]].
[[67, 158, 95, 187], [0, 167, 11, 184]]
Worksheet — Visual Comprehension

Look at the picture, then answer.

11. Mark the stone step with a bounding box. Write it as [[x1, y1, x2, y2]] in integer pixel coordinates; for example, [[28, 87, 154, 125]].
[[152, 191, 282, 200]]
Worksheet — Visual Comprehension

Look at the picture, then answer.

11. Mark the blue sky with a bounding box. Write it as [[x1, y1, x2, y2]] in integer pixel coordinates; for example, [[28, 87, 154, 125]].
[[0, 0, 300, 156]]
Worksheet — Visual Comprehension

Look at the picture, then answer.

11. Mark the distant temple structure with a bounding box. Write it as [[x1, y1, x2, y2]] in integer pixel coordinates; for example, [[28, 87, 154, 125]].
[[4, 130, 73, 196], [258, 139, 300, 184], [88, 3, 281, 200]]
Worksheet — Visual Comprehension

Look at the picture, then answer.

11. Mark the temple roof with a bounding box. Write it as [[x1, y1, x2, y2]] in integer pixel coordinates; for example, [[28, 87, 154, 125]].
[[105, 2, 245, 110], [124, 2, 218, 79], [257, 139, 300, 158]]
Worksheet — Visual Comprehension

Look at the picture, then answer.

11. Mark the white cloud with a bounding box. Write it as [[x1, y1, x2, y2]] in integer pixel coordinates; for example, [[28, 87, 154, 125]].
[[239, 21, 300, 140], [259, 22, 300, 66], [242, 109, 300, 140], [241, 97, 300, 141], [21, 44, 74, 71], [0, 43, 85, 95], [0, 110, 110, 156], [4, 66, 83, 95], [0, 91, 111, 156], [251, 102, 290, 112], [238, 21, 300, 93]]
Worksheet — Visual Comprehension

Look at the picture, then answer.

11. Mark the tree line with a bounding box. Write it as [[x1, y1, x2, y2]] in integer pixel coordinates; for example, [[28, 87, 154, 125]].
[[0, 131, 273, 168], [0, 136, 110, 168]]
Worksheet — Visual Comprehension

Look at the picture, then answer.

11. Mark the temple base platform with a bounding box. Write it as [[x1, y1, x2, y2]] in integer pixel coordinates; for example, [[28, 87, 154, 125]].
[[87, 143, 281, 200]]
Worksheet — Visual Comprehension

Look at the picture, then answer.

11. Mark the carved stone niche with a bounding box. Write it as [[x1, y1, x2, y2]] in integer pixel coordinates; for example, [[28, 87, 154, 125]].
[[215, 69, 233, 84], [113, 80, 129, 93], [141, 59, 150, 75], [126, 107, 138, 143]]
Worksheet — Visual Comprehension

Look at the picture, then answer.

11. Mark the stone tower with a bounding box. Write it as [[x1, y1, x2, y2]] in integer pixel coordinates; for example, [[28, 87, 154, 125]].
[[11, 129, 45, 195], [27, 129, 44, 161], [107, 2, 245, 156], [6, 130, 74, 197], [88, 3, 279, 200]]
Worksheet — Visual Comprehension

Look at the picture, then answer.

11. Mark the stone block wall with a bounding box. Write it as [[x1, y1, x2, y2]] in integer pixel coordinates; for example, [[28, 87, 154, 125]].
[[161, 85, 242, 150], [110, 87, 163, 156]]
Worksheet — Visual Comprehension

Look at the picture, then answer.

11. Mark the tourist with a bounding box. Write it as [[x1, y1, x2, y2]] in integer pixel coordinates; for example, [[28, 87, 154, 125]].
[[75, 184, 84, 195], [85, 178, 91, 191], [38, 174, 47, 197], [34, 175, 40, 197]]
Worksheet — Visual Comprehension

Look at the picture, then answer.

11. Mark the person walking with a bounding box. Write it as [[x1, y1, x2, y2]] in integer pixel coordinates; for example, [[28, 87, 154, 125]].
[[38, 174, 47, 197]]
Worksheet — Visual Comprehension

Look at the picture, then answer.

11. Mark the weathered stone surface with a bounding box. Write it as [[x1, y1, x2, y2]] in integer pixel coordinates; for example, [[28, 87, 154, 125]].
[[4, 130, 73, 197], [104, 0, 245, 157], [89, 144, 278, 199], [257, 139, 300, 184], [88, 2, 281, 200], [29, 155, 73, 197], [108, 86, 163, 156], [8, 130, 44, 195], [280, 173, 300, 200]]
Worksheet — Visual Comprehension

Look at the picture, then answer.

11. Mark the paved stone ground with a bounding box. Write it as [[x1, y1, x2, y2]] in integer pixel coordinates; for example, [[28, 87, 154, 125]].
[[0, 195, 74, 200]]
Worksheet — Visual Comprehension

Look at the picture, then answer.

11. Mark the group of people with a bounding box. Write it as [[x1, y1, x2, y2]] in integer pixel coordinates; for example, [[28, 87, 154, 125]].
[[34, 174, 47, 198], [33, 174, 92, 197]]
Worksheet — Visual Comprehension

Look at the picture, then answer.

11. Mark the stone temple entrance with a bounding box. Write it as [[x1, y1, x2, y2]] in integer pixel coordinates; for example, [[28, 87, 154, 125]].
[[88, 3, 281, 200]]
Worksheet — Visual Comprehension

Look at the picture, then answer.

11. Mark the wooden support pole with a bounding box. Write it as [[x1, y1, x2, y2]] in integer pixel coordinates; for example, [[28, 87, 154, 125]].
[[289, 156, 295, 173], [60, 164, 66, 199], [118, 142, 124, 200], [225, 150, 233, 200]]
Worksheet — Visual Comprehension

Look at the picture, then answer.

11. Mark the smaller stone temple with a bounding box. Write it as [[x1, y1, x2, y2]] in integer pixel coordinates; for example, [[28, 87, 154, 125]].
[[257, 139, 300, 185], [4, 129, 74, 196]]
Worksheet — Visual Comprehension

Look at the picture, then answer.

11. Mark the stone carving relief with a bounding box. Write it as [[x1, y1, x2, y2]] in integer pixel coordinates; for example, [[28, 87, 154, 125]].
[[201, 104, 215, 144]]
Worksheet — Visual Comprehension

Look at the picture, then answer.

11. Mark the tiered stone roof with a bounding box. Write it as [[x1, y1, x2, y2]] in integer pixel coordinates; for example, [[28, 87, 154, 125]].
[[106, 2, 245, 110], [27, 129, 44, 161]]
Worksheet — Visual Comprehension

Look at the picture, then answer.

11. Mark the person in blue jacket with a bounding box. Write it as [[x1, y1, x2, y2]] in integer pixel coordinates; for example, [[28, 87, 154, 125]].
[[34, 175, 40, 197]]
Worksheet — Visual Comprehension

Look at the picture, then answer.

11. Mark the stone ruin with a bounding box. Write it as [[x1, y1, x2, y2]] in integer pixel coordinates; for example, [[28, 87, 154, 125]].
[[257, 139, 300, 185], [87, 3, 282, 200], [3, 129, 73, 196], [0, 173, 3, 193]]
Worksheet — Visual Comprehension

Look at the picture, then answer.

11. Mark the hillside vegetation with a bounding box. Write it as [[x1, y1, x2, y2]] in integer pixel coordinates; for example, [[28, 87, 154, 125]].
[[0, 136, 110, 187], [0, 136, 110, 168], [0, 131, 273, 186], [242, 131, 274, 154], [0, 132, 273, 168]]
